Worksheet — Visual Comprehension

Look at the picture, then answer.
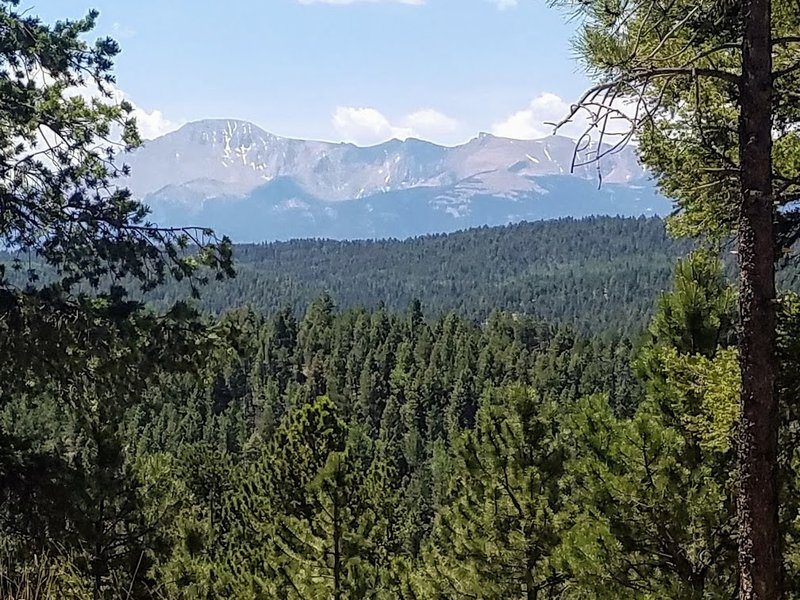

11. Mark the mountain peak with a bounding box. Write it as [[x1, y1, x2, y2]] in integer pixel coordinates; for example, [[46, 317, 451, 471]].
[[175, 118, 279, 141], [124, 118, 647, 202]]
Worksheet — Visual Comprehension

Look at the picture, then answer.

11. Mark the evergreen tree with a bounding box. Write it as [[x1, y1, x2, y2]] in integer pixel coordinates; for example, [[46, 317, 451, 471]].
[[550, 0, 800, 588], [424, 385, 568, 599], [563, 253, 740, 598]]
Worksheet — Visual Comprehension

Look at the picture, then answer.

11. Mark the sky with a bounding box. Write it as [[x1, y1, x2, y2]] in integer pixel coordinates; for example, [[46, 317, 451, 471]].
[[31, 0, 594, 145]]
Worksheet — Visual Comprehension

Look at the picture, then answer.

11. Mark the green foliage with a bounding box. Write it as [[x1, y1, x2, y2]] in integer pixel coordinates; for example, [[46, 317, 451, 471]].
[[633, 251, 740, 454], [423, 385, 568, 599], [0, 2, 231, 597], [5, 5, 800, 597], [141, 216, 692, 335], [644, 251, 736, 357], [0, 1, 233, 294], [563, 395, 736, 599], [7, 245, 800, 598], [561, 255, 740, 598], [16, 294, 633, 598]]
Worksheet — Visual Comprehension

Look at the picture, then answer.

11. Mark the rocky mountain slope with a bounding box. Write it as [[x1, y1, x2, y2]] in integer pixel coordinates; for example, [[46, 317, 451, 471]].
[[123, 119, 670, 241]]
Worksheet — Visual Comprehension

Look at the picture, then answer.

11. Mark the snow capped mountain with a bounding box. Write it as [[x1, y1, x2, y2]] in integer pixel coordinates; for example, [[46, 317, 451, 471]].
[[126, 119, 646, 200], [123, 119, 666, 241]]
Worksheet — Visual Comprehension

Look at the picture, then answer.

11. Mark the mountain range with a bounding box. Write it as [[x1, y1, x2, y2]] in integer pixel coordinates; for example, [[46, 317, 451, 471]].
[[124, 119, 672, 241]]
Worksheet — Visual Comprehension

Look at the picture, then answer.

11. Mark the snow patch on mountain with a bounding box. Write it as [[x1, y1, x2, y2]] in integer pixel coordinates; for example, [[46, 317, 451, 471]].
[[124, 119, 647, 205]]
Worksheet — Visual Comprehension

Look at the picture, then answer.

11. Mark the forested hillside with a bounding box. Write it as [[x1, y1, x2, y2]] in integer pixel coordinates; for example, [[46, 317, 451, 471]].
[[9, 251, 800, 598], [16, 215, 800, 336], [146, 216, 800, 335], [147, 216, 692, 334], [4, 2, 800, 599]]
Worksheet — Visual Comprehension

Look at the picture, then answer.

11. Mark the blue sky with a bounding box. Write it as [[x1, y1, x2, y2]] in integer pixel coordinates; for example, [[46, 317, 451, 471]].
[[33, 0, 592, 145]]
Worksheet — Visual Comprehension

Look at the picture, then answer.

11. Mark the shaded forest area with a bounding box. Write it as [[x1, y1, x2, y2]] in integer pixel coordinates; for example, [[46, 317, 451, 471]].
[[5, 216, 692, 334], [144, 216, 800, 335], [145, 216, 685, 334], [9, 251, 799, 598]]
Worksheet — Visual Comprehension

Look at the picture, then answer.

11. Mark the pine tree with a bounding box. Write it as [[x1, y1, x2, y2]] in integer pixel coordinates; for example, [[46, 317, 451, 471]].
[[424, 385, 568, 599], [549, 0, 800, 589], [562, 253, 740, 598]]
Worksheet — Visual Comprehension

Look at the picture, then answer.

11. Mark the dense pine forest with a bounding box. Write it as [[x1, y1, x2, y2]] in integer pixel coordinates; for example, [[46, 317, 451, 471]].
[[2, 0, 800, 599], [145, 217, 800, 336], [8, 250, 800, 598], [145, 216, 690, 335], [14, 215, 800, 335]]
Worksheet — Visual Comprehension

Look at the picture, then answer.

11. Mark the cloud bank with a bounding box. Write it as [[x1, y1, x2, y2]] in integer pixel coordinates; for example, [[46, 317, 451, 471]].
[[490, 0, 519, 9], [492, 93, 569, 139], [492, 92, 637, 142], [298, 0, 424, 5], [332, 106, 459, 145]]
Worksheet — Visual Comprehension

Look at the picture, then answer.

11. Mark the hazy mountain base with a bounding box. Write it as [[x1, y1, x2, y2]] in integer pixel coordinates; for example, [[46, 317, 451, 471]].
[[146, 175, 672, 242]]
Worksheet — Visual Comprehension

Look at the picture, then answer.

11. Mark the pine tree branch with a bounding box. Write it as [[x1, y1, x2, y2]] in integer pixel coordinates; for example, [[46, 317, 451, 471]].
[[640, 5, 701, 64], [679, 43, 741, 67], [775, 60, 800, 78], [773, 36, 800, 46], [551, 68, 739, 133]]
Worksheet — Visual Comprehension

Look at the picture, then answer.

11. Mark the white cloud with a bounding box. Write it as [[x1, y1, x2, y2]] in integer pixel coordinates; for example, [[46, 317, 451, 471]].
[[111, 22, 137, 40], [333, 107, 412, 145], [492, 93, 572, 140], [492, 92, 638, 141], [490, 0, 518, 9], [104, 88, 180, 140], [333, 106, 460, 145], [66, 81, 180, 140], [131, 105, 179, 140], [298, 0, 424, 4], [404, 109, 459, 136]]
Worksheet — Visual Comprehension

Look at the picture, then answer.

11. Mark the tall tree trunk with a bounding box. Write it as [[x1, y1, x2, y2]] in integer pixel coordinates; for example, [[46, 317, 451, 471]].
[[333, 491, 342, 600], [737, 0, 779, 594], [526, 552, 537, 600]]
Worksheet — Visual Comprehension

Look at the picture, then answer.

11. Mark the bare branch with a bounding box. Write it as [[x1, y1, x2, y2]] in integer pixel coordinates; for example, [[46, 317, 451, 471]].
[[550, 67, 739, 133], [773, 36, 800, 46]]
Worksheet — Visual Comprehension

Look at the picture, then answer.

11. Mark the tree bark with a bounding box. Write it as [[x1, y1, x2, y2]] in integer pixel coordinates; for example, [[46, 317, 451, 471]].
[[333, 491, 342, 600], [526, 552, 537, 600], [737, 0, 780, 594]]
